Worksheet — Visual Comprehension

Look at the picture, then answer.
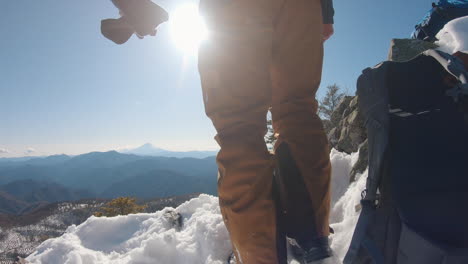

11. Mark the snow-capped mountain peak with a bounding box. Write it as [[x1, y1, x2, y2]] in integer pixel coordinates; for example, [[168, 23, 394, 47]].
[[121, 143, 217, 159]]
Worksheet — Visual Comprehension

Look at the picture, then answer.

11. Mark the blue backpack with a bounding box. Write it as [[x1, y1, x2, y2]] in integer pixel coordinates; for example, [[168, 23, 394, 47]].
[[411, 0, 468, 41], [344, 50, 468, 264]]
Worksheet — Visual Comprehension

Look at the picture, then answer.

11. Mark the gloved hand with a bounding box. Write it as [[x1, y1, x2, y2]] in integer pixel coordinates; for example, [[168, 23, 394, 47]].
[[323, 24, 334, 42], [101, 0, 169, 44]]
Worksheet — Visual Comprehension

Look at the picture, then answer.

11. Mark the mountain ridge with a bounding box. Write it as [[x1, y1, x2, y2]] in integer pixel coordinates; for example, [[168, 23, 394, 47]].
[[0, 151, 218, 215]]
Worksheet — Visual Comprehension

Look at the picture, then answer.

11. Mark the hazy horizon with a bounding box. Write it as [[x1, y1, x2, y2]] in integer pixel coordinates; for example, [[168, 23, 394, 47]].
[[0, 142, 220, 158]]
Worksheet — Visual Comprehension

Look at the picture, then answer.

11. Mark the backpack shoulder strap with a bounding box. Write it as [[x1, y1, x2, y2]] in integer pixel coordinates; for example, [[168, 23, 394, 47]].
[[343, 62, 391, 264]]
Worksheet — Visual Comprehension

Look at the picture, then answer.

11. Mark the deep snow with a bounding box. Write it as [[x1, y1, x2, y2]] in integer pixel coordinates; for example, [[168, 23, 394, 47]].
[[26, 149, 364, 264], [436, 16, 468, 54]]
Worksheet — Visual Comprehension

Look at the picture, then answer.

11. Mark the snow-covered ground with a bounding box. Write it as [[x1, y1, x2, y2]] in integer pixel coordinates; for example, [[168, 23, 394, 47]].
[[26, 149, 365, 264], [437, 16, 468, 54]]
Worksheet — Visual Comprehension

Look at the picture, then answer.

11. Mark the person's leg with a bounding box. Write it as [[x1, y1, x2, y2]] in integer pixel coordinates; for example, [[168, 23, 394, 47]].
[[198, 0, 282, 263], [270, 0, 332, 243]]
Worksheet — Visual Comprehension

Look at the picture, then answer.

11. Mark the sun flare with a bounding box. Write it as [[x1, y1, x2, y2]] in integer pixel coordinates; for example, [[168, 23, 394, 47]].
[[169, 4, 208, 54]]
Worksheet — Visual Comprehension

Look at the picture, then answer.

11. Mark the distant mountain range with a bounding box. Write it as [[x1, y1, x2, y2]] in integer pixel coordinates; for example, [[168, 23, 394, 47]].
[[0, 179, 92, 215], [0, 144, 218, 164], [0, 150, 218, 215]]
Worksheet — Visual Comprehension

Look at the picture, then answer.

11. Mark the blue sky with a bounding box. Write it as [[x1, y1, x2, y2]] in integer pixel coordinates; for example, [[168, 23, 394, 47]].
[[0, 0, 434, 157]]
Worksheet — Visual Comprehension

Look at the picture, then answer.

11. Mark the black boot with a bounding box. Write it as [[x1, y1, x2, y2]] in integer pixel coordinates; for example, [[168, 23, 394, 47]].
[[288, 237, 339, 264]]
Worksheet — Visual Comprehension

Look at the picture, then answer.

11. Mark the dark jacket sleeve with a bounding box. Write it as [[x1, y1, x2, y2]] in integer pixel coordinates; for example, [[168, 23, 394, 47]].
[[321, 0, 335, 24]]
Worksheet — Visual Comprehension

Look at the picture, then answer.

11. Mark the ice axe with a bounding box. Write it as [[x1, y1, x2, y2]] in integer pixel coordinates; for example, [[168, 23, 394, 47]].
[[101, 0, 169, 44]]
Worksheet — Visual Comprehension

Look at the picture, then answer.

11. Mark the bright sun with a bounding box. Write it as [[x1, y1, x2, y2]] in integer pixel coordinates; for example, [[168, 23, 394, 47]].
[[169, 4, 208, 54]]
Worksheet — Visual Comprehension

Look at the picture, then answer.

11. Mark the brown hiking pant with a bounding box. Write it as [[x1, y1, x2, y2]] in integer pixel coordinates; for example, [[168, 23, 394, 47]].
[[198, 0, 331, 263]]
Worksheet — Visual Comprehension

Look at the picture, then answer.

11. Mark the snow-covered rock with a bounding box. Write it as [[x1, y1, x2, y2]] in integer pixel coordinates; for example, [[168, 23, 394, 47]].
[[436, 16, 468, 54], [27, 195, 230, 264], [27, 151, 364, 264]]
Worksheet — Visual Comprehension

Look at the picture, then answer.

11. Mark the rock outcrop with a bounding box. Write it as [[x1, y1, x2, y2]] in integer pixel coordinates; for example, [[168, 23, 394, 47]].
[[388, 38, 438, 62], [326, 96, 368, 182], [327, 96, 366, 154]]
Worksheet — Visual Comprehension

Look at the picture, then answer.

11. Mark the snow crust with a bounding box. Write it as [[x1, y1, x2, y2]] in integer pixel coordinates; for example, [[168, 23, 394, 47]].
[[329, 149, 359, 206], [27, 150, 365, 264], [329, 170, 367, 260], [436, 16, 468, 54]]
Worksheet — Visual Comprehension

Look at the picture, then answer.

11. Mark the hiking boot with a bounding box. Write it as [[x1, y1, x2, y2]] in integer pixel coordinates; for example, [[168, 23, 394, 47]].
[[227, 252, 236, 264], [304, 256, 339, 264], [288, 237, 338, 264]]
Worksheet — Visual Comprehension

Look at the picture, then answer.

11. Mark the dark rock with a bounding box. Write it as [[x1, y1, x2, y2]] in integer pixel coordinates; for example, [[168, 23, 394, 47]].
[[327, 96, 367, 154], [350, 140, 368, 182], [330, 96, 354, 127], [327, 127, 338, 148], [349, 96, 359, 109], [163, 209, 183, 231], [321, 119, 333, 133], [337, 109, 367, 154]]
